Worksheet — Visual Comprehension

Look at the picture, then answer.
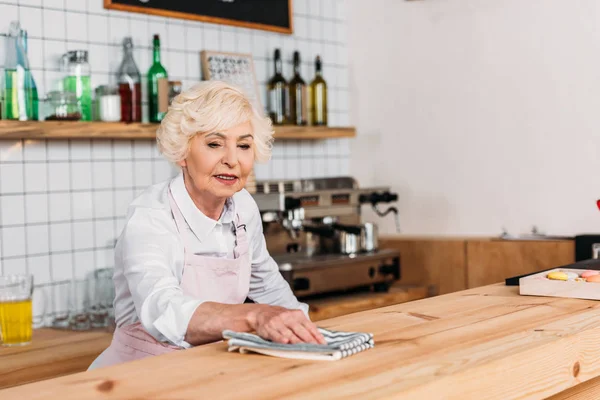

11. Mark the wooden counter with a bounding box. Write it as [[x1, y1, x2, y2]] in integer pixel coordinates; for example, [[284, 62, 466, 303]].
[[3, 283, 600, 399], [0, 328, 112, 390]]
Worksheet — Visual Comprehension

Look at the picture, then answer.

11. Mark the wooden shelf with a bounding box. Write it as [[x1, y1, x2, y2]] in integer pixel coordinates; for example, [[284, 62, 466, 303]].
[[0, 121, 356, 140]]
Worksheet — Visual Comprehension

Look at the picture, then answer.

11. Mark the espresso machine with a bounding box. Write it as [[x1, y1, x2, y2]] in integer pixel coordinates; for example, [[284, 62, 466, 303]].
[[253, 177, 401, 298]]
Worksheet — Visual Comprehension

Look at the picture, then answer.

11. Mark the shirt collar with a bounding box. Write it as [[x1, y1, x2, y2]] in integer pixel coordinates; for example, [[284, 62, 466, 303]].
[[170, 172, 236, 242]]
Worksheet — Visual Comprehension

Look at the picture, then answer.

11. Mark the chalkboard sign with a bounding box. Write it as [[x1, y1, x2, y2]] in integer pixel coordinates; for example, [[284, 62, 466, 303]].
[[104, 0, 293, 34]]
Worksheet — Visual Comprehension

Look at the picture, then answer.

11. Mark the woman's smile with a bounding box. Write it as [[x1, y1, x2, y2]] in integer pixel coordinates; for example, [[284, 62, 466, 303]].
[[214, 174, 239, 186]]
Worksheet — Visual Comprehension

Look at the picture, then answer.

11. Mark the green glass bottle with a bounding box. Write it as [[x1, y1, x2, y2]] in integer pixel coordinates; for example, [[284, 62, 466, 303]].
[[148, 34, 168, 123]]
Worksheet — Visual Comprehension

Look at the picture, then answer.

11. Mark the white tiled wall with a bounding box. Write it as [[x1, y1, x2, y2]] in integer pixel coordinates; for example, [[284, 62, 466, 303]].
[[0, 0, 350, 319]]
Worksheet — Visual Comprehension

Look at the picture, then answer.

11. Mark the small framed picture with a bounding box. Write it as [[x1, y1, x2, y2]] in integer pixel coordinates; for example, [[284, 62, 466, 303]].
[[200, 50, 263, 113]]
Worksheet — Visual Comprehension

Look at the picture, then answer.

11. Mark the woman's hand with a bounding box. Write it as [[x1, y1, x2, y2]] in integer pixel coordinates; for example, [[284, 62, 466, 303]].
[[248, 305, 327, 345]]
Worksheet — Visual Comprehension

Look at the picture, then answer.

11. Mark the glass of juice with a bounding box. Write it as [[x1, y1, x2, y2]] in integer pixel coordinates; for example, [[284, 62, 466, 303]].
[[0, 274, 42, 346]]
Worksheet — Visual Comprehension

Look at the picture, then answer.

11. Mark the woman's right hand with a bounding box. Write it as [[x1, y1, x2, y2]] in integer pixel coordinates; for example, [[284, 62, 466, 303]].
[[248, 305, 327, 345]]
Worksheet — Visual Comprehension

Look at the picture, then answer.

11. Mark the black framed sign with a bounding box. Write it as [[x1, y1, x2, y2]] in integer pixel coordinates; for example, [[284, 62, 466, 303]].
[[104, 0, 293, 34]]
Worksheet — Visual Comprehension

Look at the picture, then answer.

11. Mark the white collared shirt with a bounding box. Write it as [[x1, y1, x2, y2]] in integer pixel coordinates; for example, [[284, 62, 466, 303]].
[[113, 172, 308, 347]]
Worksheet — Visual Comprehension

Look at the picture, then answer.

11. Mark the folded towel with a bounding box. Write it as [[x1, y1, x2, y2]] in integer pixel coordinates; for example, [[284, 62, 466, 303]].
[[222, 328, 374, 361]]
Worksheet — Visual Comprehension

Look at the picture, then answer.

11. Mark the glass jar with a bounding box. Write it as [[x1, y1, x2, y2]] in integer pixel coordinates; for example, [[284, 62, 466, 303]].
[[62, 50, 92, 121], [95, 85, 121, 122], [44, 91, 81, 121]]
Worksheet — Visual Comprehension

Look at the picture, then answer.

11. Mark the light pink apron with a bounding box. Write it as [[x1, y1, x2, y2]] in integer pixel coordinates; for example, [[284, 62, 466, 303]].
[[88, 188, 250, 370]]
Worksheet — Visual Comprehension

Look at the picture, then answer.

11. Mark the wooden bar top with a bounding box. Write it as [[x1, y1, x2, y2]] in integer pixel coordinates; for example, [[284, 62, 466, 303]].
[[0, 328, 112, 390], [3, 283, 600, 399]]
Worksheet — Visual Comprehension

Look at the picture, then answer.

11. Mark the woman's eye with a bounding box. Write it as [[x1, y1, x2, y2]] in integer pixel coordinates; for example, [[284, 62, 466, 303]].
[[208, 142, 221, 148], [238, 144, 251, 150]]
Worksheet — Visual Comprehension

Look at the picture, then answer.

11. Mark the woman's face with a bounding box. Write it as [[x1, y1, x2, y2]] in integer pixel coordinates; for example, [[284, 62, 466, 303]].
[[179, 121, 255, 201]]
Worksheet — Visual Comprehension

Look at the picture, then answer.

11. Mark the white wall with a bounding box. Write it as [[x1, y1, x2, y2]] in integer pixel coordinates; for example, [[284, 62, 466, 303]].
[[349, 0, 600, 237]]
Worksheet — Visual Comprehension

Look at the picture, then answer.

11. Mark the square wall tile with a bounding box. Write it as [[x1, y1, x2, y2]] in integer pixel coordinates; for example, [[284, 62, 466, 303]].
[[27, 39, 45, 70], [94, 191, 114, 218], [70, 141, 92, 160], [20, 7, 43, 38], [113, 142, 133, 160], [73, 250, 95, 279], [71, 191, 93, 220], [88, 14, 109, 44], [24, 139, 47, 161], [48, 162, 70, 191], [49, 192, 72, 222], [93, 161, 114, 189], [133, 141, 153, 159], [24, 163, 48, 192], [47, 141, 70, 160], [71, 161, 92, 190], [26, 225, 50, 255], [73, 221, 94, 249], [50, 253, 73, 281], [0, 164, 24, 193], [91, 140, 113, 160], [1, 195, 25, 226], [186, 25, 203, 53], [50, 223, 72, 252], [25, 193, 49, 224], [43, 9, 66, 40], [29, 255, 51, 284], [2, 257, 27, 276], [66, 12, 88, 44], [1, 226, 26, 258], [167, 22, 186, 51], [114, 161, 134, 188]]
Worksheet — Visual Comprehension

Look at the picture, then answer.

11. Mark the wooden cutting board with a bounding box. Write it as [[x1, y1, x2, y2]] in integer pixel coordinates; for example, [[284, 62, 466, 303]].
[[520, 268, 600, 300]]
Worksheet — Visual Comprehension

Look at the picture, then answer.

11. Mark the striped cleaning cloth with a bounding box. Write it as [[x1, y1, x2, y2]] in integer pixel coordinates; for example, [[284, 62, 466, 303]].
[[222, 328, 375, 361]]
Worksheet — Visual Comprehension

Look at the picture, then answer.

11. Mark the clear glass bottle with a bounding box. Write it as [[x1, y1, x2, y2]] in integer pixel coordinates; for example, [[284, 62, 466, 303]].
[[289, 51, 307, 126], [117, 37, 142, 123], [310, 55, 328, 126], [147, 34, 168, 123], [3, 21, 38, 121], [21, 30, 39, 121], [267, 48, 288, 125], [62, 50, 92, 121]]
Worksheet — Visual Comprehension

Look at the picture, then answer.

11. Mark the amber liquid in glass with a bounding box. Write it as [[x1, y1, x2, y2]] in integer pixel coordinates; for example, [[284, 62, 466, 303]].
[[0, 299, 32, 346]]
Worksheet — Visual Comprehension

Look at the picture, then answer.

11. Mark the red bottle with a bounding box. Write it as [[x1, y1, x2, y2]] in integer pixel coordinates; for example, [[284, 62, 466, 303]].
[[117, 37, 142, 123]]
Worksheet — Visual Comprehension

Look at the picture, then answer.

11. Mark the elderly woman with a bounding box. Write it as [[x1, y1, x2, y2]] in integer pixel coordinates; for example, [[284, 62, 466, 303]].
[[89, 81, 325, 370]]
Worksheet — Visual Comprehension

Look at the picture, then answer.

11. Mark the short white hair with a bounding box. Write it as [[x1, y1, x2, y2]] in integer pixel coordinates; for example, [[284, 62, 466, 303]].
[[156, 81, 273, 163]]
